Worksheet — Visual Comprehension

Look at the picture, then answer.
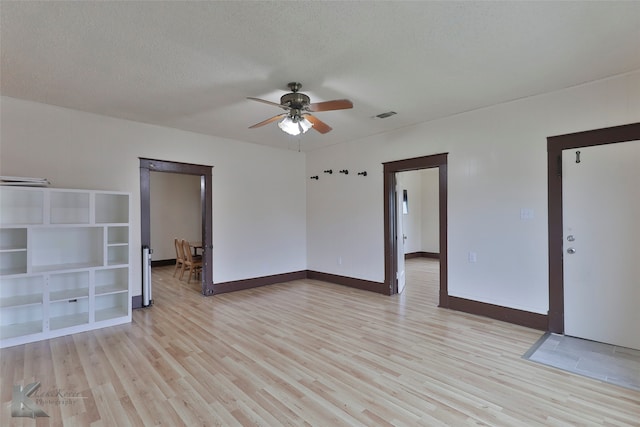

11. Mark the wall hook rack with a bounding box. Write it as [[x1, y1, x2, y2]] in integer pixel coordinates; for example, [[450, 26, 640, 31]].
[[324, 169, 333, 174], [339, 169, 349, 175], [357, 171, 367, 177], [310, 175, 319, 180]]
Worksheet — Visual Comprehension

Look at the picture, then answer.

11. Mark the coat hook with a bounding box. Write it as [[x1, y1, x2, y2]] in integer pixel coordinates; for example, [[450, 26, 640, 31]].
[[324, 169, 333, 174], [357, 171, 367, 177], [339, 169, 349, 175], [310, 175, 319, 180]]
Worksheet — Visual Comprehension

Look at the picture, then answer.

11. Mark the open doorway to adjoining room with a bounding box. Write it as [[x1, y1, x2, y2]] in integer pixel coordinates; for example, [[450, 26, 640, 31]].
[[139, 158, 213, 306], [395, 168, 440, 295], [383, 153, 448, 306], [149, 171, 202, 292]]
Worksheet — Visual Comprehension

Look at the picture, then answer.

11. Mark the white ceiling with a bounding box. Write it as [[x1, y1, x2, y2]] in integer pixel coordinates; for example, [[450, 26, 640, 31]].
[[2, 1, 639, 151]]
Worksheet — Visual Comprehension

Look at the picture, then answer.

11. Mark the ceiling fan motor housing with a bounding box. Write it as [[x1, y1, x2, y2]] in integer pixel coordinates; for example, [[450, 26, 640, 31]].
[[280, 92, 310, 110]]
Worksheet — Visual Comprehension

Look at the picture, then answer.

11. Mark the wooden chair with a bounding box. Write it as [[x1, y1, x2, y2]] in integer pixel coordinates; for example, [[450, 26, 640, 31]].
[[173, 238, 185, 277], [181, 239, 203, 283]]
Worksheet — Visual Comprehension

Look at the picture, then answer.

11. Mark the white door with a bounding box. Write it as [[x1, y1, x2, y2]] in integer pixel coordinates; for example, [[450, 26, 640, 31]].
[[563, 140, 640, 350], [396, 180, 406, 294]]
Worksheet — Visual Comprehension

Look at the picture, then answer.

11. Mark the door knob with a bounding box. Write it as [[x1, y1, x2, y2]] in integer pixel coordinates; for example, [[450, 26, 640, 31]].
[[567, 247, 576, 254]]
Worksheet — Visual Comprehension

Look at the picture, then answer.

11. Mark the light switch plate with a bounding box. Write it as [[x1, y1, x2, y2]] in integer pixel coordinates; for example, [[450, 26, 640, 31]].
[[520, 208, 534, 220]]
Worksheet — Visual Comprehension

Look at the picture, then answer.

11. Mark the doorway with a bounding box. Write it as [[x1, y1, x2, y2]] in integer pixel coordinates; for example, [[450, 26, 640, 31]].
[[395, 169, 440, 294], [547, 123, 640, 338], [562, 141, 639, 349], [150, 171, 201, 265], [140, 158, 214, 304], [383, 153, 448, 304]]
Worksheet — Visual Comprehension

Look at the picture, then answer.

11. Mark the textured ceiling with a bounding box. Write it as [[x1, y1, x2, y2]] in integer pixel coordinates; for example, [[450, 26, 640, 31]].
[[2, 1, 639, 151]]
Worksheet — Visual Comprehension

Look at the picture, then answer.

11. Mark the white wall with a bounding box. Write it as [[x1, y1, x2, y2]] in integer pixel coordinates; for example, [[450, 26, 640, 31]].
[[397, 170, 422, 254], [150, 172, 201, 261], [306, 71, 640, 314], [0, 97, 308, 297], [397, 168, 439, 255], [420, 168, 439, 253]]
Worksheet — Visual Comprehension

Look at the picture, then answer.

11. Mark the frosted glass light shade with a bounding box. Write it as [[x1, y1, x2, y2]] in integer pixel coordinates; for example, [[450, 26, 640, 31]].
[[299, 117, 313, 133], [278, 116, 313, 135]]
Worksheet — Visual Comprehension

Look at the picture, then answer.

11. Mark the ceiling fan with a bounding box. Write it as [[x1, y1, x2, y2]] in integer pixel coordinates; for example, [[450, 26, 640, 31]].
[[248, 82, 353, 135]]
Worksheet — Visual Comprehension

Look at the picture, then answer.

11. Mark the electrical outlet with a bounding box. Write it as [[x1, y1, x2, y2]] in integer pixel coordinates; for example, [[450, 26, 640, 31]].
[[337, 256, 342, 265], [468, 252, 477, 263]]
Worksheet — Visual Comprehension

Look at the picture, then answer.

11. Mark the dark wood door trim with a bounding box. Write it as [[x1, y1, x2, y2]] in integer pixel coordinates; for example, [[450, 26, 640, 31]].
[[383, 153, 448, 304], [139, 158, 214, 301], [546, 123, 640, 333]]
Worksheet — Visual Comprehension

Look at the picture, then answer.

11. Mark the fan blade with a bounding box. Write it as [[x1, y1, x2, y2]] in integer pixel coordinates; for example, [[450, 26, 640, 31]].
[[305, 114, 332, 134], [247, 97, 290, 110], [307, 99, 353, 112], [249, 113, 287, 129]]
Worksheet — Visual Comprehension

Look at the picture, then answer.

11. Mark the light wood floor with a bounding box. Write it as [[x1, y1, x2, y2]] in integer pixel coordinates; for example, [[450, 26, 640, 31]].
[[2, 259, 638, 426]]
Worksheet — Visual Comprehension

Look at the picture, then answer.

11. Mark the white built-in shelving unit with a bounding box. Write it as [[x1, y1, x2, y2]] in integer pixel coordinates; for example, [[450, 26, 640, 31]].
[[0, 187, 131, 348]]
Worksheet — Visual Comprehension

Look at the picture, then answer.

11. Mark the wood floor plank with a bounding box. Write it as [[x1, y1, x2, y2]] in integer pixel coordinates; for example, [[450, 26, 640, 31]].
[[1, 259, 638, 425]]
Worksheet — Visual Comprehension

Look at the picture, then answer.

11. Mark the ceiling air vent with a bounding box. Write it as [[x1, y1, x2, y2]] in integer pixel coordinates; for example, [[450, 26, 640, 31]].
[[375, 111, 397, 119]]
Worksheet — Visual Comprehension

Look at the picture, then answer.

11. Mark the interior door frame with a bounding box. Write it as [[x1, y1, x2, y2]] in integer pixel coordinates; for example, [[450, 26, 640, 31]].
[[383, 153, 448, 304], [140, 158, 214, 300], [547, 123, 640, 333]]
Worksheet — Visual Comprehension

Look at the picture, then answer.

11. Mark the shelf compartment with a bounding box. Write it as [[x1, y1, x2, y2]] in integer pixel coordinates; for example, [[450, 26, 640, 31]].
[[32, 227, 103, 270], [0, 251, 27, 276], [49, 271, 90, 302], [50, 191, 90, 224], [0, 188, 44, 225], [0, 305, 43, 339], [95, 194, 128, 224], [107, 245, 128, 266], [0, 294, 42, 308], [0, 321, 43, 340], [49, 298, 89, 330], [95, 293, 128, 322], [95, 267, 128, 295], [107, 226, 128, 245], [0, 276, 44, 308], [0, 228, 27, 251]]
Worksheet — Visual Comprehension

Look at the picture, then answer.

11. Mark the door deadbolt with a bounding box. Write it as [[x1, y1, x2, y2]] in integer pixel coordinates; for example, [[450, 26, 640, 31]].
[[567, 235, 575, 242], [567, 247, 576, 254]]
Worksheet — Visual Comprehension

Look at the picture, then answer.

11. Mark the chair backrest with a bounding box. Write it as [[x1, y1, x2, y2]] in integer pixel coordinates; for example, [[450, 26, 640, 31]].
[[182, 239, 193, 263], [175, 238, 185, 261]]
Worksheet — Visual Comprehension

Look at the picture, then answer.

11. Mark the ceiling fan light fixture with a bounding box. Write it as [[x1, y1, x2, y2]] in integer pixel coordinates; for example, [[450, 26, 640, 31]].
[[278, 115, 313, 136], [278, 116, 299, 135], [277, 116, 299, 135], [299, 117, 313, 133]]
